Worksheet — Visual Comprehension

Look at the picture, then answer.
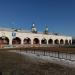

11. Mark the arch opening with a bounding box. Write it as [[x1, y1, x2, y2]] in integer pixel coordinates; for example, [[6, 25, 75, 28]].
[[60, 39, 64, 44], [54, 39, 59, 44], [0, 37, 9, 45], [23, 37, 31, 44], [12, 37, 21, 44], [65, 40, 68, 45], [33, 38, 39, 44], [48, 39, 53, 44], [69, 40, 71, 45], [41, 38, 47, 44]]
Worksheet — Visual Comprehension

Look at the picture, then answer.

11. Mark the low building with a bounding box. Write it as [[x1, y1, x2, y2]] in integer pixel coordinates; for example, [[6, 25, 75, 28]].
[[0, 24, 72, 46]]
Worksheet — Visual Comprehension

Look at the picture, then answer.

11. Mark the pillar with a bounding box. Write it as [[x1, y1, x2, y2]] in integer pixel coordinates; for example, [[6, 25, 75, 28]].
[[21, 39, 24, 45], [47, 40, 48, 44], [53, 40, 55, 45], [9, 38, 12, 45], [9, 39, 12, 45], [31, 39, 33, 44], [39, 40, 41, 45]]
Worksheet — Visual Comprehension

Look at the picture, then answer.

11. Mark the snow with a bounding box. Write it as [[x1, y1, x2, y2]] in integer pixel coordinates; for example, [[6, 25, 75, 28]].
[[8, 50, 75, 68]]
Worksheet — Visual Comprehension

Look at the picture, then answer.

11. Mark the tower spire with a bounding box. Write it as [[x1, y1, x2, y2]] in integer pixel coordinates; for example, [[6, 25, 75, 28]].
[[44, 24, 48, 34], [31, 23, 37, 33]]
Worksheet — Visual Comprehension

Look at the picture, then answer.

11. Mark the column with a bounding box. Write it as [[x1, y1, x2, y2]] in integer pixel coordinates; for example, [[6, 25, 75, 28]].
[[21, 39, 24, 45], [71, 40, 72, 45], [53, 40, 55, 45], [31, 39, 33, 45], [9, 39, 12, 45], [47, 40, 48, 44], [39, 40, 41, 45], [9, 37, 13, 45]]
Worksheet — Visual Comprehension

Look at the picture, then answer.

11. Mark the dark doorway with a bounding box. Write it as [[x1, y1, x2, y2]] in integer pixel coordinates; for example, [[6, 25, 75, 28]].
[[0, 37, 9, 45], [60, 39, 64, 44], [41, 38, 47, 44], [33, 38, 39, 44], [54, 39, 59, 44], [24, 37, 31, 44], [65, 40, 68, 45], [12, 37, 21, 44], [48, 39, 53, 44]]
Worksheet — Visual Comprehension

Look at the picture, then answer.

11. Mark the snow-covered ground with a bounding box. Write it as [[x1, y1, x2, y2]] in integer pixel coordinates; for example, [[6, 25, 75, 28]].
[[8, 50, 75, 68]]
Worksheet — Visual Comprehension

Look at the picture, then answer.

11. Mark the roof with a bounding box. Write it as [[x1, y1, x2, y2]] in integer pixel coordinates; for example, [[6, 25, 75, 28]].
[[0, 27, 63, 36]]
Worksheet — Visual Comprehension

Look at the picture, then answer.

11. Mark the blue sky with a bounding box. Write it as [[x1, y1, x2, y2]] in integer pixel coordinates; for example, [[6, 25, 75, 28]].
[[0, 0, 74, 36]]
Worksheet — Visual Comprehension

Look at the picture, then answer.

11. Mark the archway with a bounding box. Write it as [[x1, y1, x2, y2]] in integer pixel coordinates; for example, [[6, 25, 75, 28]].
[[0, 37, 9, 45], [33, 38, 39, 44], [23, 37, 31, 44], [60, 39, 64, 44], [65, 40, 68, 45], [54, 39, 59, 44], [41, 38, 47, 44], [69, 40, 71, 45], [48, 39, 53, 44], [12, 37, 21, 44]]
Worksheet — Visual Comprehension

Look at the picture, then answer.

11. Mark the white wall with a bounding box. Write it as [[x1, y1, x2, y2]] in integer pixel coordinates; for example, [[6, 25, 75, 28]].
[[0, 30, 72, 45]]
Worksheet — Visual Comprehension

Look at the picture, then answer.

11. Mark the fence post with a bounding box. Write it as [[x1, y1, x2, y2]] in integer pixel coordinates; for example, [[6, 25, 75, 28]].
[[34, 49, 35, 54], [26, 49, 27, 53], [62, 52, 63, 59], [44, 50, 45, 56], [58, 51, 59, 59], [49, 50, 51, 57], [69, 53, 71, 61], [66, 52, 67, 60]]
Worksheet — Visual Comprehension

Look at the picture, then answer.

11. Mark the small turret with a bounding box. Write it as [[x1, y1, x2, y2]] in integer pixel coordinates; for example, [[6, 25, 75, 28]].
[[44, 24, 48, 34], [31, 23, 37, 33]]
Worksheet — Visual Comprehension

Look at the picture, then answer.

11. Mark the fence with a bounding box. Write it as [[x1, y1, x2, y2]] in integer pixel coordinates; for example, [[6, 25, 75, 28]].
[[0, 45, 75, 61], [18, 48, 75, 62], [0, 47, 75, 75]]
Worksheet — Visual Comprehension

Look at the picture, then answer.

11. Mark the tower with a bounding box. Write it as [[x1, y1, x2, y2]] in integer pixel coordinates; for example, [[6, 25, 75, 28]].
[[44, 24, 48, 34], [31, 23, 37, 33]]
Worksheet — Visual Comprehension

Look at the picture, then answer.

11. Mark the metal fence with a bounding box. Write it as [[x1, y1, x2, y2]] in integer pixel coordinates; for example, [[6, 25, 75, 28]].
[[20, 49, 75, 62], [0, 47, 75, 75]]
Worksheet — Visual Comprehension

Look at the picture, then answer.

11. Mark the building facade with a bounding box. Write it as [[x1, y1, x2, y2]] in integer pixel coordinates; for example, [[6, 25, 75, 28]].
[[0, 27, 72, 46]]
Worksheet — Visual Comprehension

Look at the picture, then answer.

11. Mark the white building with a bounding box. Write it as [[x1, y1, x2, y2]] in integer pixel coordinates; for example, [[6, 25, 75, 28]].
[[0, 24, 72, 46]]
